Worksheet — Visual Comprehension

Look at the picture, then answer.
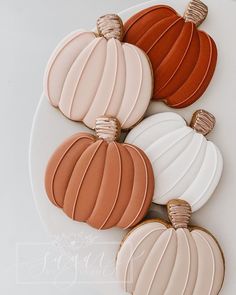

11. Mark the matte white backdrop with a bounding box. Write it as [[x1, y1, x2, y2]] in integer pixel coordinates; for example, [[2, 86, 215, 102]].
[[1, 0, 236, 294]]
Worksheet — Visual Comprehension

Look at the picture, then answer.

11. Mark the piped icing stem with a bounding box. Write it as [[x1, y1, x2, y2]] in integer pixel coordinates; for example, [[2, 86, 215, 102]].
[[95, 117, 121, 142], [97, 14, 124, 41], [184, 0, 208, 27], [167, 199, 192, 229], [190, 109, 215, 136]]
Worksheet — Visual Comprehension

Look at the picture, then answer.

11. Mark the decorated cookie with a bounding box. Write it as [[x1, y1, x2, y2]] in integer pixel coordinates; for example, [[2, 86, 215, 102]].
[[45, 117, 154, 230], [44, 14, 153, 129], [125, 110, 223, 212], [123, 0, 217, 107], [116, 199, 224, 295]]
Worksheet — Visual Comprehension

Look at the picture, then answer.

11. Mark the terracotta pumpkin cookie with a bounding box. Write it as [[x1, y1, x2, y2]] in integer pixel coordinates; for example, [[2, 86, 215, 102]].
[[45, 117, 154, 230], [44, 14, 153, 129], [116, 199, 224, 295], [125, 110, 223, 212], [123, 0, 217, 107]]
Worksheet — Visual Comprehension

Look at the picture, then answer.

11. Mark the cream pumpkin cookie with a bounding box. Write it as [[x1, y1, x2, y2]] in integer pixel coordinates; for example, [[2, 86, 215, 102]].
[[125, 110, 223, 212]]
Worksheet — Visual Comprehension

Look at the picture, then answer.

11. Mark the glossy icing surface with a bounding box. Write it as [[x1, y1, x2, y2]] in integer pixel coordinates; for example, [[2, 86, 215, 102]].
[[44, 31, 153, 129], [116, 220, 224, 295], [123, 5, 217, 107], [125, 112, 223, 212], [45, 133, 154, 229]]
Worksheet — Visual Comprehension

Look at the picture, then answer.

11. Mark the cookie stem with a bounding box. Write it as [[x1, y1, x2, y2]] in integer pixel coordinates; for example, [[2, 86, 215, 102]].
[[167, 200, 192, 229], [190, 109, 216, 136], [95, 117, 121, 142], [184, 0, 208, 27], [97, 14, 124, 41]]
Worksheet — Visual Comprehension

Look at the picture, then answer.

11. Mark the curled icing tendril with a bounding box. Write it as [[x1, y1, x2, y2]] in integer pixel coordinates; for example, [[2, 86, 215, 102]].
[[167, 200, 192, 229], [190, 109, 215, 136], [97, 14, 124, 41], [184, 0, 208, 27], [95, 117, 121, 142]]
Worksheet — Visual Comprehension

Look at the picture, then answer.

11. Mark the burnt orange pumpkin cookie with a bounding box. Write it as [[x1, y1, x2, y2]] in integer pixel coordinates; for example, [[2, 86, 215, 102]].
[[45, 117, 154, 230], [123, 0, 217, 107]]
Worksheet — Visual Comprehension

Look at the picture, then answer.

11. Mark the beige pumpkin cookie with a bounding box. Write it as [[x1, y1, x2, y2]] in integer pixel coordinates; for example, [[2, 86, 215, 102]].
[[116, 199, 224, 295]]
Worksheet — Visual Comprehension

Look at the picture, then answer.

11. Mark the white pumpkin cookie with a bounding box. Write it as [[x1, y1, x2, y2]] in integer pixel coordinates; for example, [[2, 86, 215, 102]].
[[116, 199, 224, 295], [125, 110, 223, 212], [44, 14, 153, 129]]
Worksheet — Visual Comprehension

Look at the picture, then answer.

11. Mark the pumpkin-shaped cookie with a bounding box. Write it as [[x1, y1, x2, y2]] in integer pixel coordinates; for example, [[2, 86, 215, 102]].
[[44, 14, 153, 129], [123, 0, 217, 107], [125, 110, 223, 211], [116, 199, 224, 295], [45, 117, 154, 230]]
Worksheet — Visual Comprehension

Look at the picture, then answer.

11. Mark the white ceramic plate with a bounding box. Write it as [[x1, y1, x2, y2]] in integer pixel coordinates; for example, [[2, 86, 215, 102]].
[[29, 0, 236, 293]]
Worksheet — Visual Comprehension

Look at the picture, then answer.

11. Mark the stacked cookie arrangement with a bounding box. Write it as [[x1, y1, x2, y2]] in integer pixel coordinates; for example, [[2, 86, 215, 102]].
[[43, 0, 225, 294]]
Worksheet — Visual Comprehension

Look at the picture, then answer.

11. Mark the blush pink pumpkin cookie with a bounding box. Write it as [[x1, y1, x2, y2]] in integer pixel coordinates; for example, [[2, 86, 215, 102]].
[[44, 14, 153, 129], [116, 200, 224, 295], [45, 117, 154, 230], [123, 0, 217, 107]]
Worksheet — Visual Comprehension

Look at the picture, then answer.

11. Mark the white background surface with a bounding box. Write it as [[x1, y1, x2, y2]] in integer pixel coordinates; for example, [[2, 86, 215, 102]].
[[1, 0, 236, 294]]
